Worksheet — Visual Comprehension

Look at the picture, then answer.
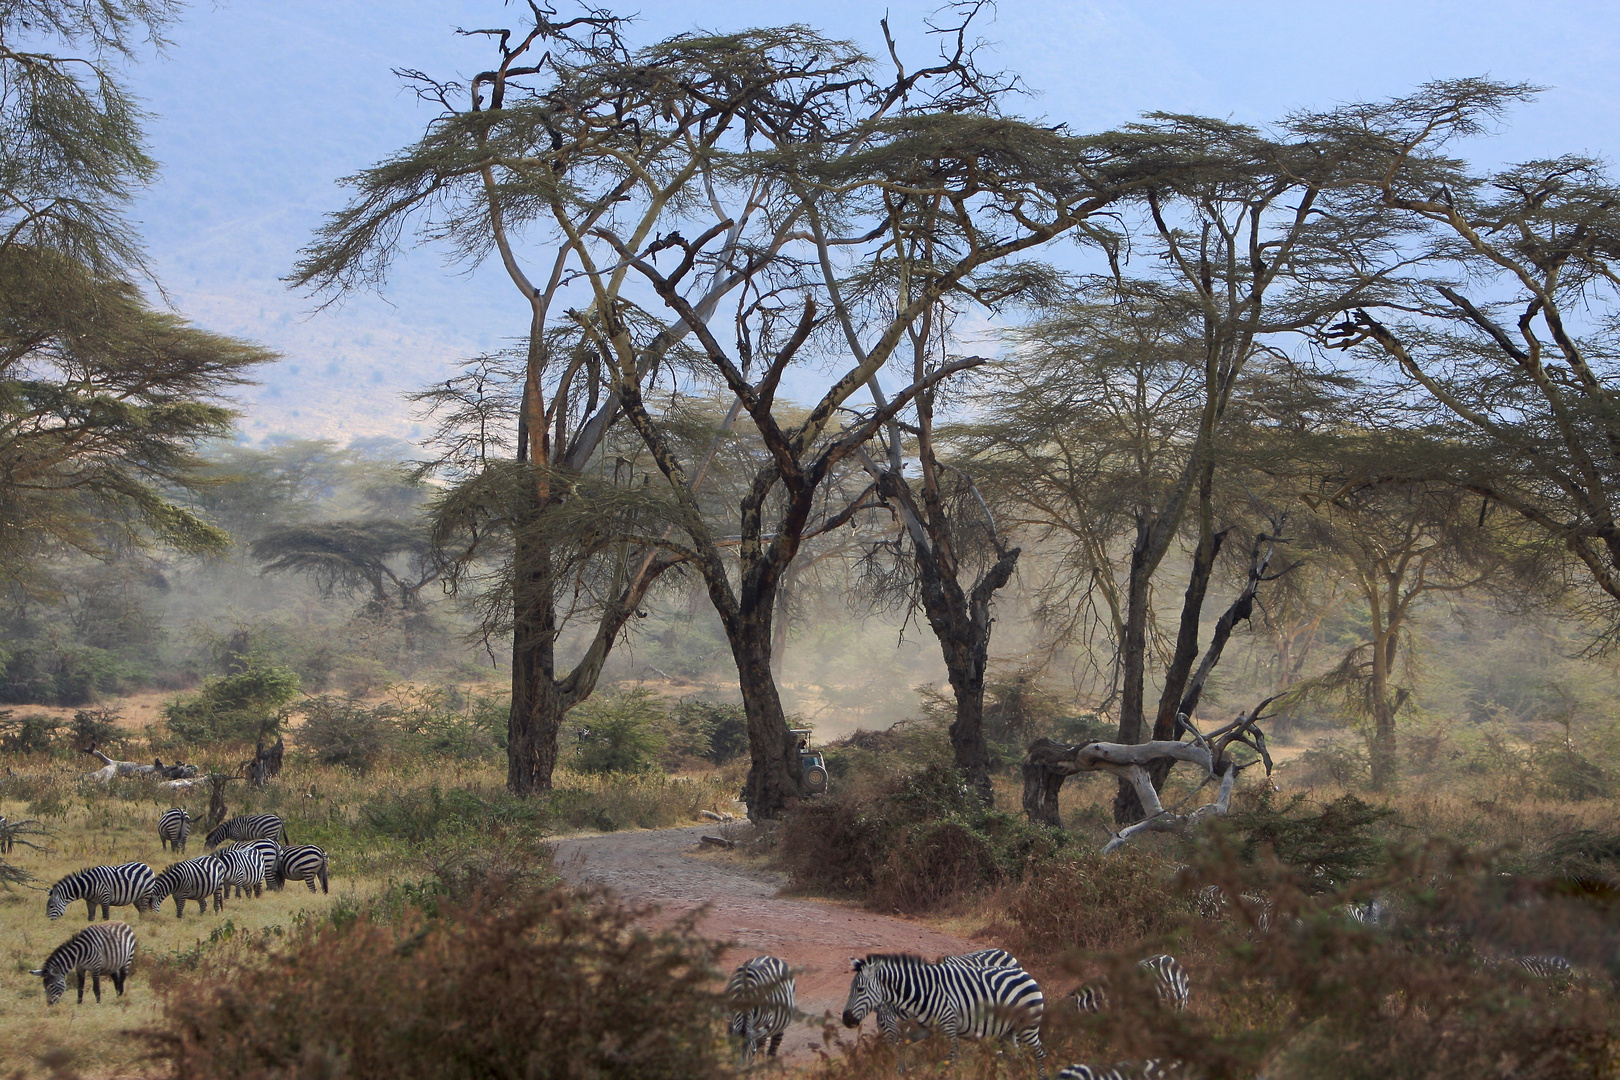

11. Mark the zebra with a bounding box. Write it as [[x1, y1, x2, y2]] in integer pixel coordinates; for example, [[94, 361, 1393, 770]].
[[204, 813, 286, 848], [151, 857, 227, 918], [212, 842, 270, 899], [1059, 1062, 1184, 1080], [879, 949, 1025, 1043], [1073, 955, 1189, 1014], [1513, 954, 1573, 979], [1138, 955, 1190, 1010], [158, 808, 194, 853], [727, 955, 796, 1063], [271, 844, 330, 893], [31, 921, 136, 1004], [47, 863, 157, 921], [0, 813, 10, 854], [842, 953, 1045, 1076], [1342, 898, 1391, 928]]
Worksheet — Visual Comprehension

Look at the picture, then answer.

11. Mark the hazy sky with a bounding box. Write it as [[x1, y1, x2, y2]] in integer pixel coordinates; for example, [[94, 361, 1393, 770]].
[[122, 1, 1620, 444]]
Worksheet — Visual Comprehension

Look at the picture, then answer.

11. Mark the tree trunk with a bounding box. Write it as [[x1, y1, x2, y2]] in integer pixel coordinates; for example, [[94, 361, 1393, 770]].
[[1113, 514, 1156, 823], [729, 606, 801, 821], [1022, 738, 1082, 826], [1368, 628, 1400, 790], [508, 525, 561, 797]]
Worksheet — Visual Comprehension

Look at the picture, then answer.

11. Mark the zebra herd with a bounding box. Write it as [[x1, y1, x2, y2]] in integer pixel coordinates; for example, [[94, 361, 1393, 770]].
[[27, 811, 331, 1005], [726, 945, 1192, 1077]]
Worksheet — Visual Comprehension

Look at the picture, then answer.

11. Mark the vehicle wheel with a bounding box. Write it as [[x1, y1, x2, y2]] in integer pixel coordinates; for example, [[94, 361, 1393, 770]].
[[804, 764, 828, 793]]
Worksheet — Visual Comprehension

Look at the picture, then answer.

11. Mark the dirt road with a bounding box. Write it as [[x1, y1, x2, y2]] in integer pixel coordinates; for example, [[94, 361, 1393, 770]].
[[552, 825, 984, 1065]]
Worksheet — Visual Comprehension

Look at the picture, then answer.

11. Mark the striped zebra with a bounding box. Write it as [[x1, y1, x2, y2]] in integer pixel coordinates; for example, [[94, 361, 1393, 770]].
[[1073, 955, 1189, 1014], [1059, 1061, 1184, 1080], [151, 858, 226, 918], [158, 808, 194, 853], [881, 949, 1025, 1043], [48, 863, 157, 921], [212, 842, 270, 899], [271, 844, 330, 893], [1513, 954, 1572, 979], [31, 921, 136, 1004], [727, 955, 796, 1063], [204, 813, 286, 848], [1138, 955, 1190, 1010], [842, 953, 1046, 1076], [0, 814, 11, 854]]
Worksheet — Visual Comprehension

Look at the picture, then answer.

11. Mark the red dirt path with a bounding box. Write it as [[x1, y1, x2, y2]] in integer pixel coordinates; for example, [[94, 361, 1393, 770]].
[[552, 824, 985, 1066]]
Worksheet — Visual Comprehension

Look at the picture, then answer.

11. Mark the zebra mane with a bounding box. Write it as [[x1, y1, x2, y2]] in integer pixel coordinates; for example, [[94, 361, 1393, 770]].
[[41, 929, 93, 970], [863, 952, 932, 966], [49, 869, 91, 894]]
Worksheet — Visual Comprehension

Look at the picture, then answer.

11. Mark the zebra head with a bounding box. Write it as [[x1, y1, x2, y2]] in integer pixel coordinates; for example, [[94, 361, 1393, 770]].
[[30, 967, 66, 1005], [842, 957, 885, 1028], [44, 882, 71, 920]]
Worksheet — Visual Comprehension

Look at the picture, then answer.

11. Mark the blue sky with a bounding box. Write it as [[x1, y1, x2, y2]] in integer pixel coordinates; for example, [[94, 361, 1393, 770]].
[[122, 1, 1620, 444]]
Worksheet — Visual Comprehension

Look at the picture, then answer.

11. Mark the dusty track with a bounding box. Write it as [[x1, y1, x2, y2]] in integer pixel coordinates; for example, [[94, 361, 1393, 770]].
[[552, 825, 983, 1065]]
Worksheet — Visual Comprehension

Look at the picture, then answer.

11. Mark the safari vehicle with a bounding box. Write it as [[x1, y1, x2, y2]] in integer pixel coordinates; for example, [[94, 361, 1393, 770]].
[[792, 729, 828, 795]]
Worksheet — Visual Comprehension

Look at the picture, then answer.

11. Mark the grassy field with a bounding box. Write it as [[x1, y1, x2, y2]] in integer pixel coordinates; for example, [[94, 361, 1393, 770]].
[[0, 752, 739, 1078]]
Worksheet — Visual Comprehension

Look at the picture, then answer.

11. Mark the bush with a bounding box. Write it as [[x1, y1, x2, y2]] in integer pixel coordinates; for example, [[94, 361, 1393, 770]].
[[149, 886, 732, 1080], [1212, 789, 1395, 891], [358, 785, 548, 845], [0, 638, 127, 705], [779, 762, 1067, 912], [669, 698, 748, 765], [164, 663, 301, 742], [299, 696, 396, 771], [67, 707, 122, 752], [1001, 847, 1186, 955], [0, 710, 60, 754], [571, 687, 668, 774]]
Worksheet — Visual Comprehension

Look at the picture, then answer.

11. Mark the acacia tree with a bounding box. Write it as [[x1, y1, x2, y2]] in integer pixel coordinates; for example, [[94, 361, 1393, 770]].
[[292, 14, 845, 796], [1312, 81, 1620, 635], [0, 1, 275, 583]]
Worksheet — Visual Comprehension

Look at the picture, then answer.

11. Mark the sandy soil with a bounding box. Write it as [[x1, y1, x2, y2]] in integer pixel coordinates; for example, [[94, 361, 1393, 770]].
[[552, 825, 986, 1066]]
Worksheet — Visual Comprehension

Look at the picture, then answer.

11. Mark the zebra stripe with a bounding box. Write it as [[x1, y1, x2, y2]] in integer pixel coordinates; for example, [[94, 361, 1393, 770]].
[[30, 921, 136, 1004], [272, 845, 330, 893], [158, 808, 193, 854], [879, 948, 1025, 1042], [1059, 1061, 1185, 1080], [204, 813, 286, 848], [1138, 955, 1190, 1010], [151, 858, 227, 918], [727, 956, 796, 1063], [212, 842, 271, 899], [0, 814, 11, 854], [842, 953, 1045, 1074], [1513, 954, 1572, 978], [48, 863, 157, 921]]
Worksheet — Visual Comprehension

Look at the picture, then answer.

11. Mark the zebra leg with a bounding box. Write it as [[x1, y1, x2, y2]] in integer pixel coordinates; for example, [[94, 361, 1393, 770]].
[[307, 875, 318, 893], [319, 865, 328, 893], [212, 890, 223, 913], [101, 903, 110, 920], [76, 971, 86, 1004], [112, 970, 125, 996], [768, 1032, 783, 1058], [175, 899, 185, 919], [92, 973, 102, 1003], [85, 898, 96, 921]]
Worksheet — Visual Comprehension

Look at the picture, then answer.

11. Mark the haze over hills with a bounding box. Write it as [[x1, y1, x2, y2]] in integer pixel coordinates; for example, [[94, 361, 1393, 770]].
[[122, 1, 1620, 446]]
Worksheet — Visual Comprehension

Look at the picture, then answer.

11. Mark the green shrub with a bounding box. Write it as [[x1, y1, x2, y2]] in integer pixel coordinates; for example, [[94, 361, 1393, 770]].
[[299, 696, 397, 771], [149, 886, 732, 1080], [67, 707, 122, 751], [0, 710, 60, 754], [668, 698, 748, 764], [0, 638, 127, 705], [1211, 789, 1395, 890], [571, 687, 668, 774], [779, 762, 1068, 911], [164, 663, 300, 742], [358, 785, 547, 845], [390, 686, 503, 761]]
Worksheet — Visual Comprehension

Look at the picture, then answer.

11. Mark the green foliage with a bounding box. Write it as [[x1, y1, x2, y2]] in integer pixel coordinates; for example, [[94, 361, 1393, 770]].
[[0, 711, 61, 754], [67, 707, 121, 752], [299, 696, 396, 772], [164, 663, 300, 743], [1213, 789, 1396, 890], [150, 886, 733, 1080], [359, 785, 548, 845], [779, 762, 1068, 911], [0, 637, 129, 706], [668, 698, 748, 765], [571, 687, 668, 775]]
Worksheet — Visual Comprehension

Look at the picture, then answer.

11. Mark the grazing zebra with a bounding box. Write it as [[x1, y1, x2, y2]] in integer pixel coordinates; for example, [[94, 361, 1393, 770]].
[[1059, 1062, 1183, 1080], [1342, 898, 1391, 928], [271, 844, 330, 893], [47, 863, 157, 921], [0, 814, 10, 854], [842, 953, 1046, 1076], [1513, 954, 1573, 978], [727, 955, 796, 1063], [204, 813, 286, 849], [1192, 885, 1275, 931], [31, 921, 136, 1004], [1138, 955, 1190, 1010], [151, 858, 227, 918], [1073, 955, 1189, 1014], [158, 808, 193, 853], [212, 843, 269, 899], [880, 949, 1025, 1042]]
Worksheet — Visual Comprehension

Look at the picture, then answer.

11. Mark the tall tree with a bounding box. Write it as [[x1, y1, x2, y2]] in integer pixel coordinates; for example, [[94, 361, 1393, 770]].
[[1313, 80, 1620, 635], [0, 1, 275, 584]]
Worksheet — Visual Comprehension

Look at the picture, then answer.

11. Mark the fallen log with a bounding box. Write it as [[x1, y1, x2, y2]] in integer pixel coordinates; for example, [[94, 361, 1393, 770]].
[[82, 748, 198, 783]]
